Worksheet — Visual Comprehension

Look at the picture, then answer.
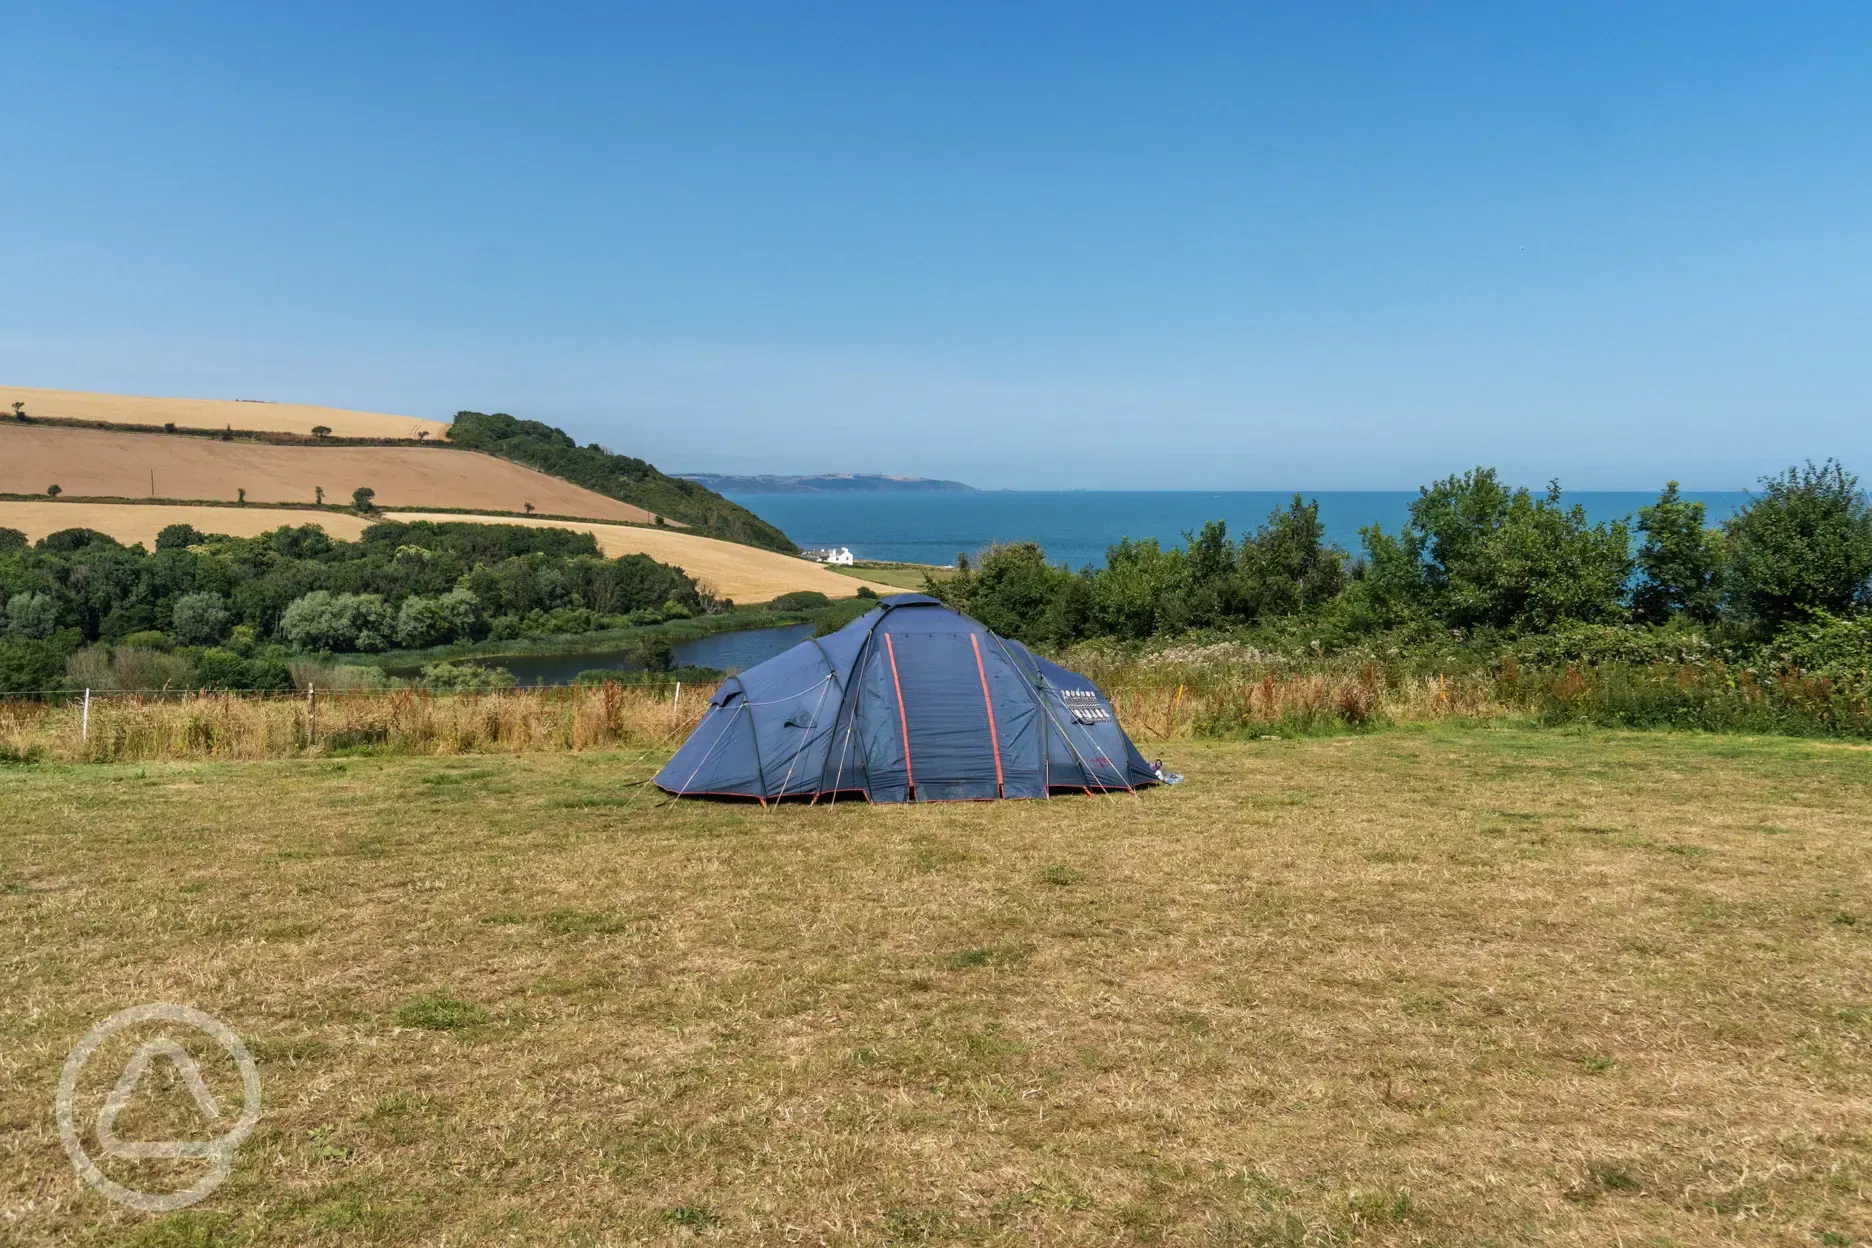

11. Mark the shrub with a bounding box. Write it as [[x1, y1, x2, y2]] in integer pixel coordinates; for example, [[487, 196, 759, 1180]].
[[625, 635, 674, 672], [856, 585, 878, 599], [119, 630, 173, 651], [170, 592, 233, 646], [770, 590, 831, 612], [0, 630, 81, 695], [353, 486, 376, 512], [194, 649, 294, 692], [1773, 611, 1872, 684], [419, 661, 517, 691]]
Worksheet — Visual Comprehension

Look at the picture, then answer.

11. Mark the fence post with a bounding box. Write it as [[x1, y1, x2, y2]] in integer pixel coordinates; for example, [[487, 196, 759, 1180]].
[[81, 688, 91, 743], [306, 684, 317, 745], [673, 681, 681, 711]]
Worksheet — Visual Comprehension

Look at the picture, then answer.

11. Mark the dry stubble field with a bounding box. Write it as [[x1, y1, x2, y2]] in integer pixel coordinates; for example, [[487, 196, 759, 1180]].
[[1, 728, 1869, 1247]]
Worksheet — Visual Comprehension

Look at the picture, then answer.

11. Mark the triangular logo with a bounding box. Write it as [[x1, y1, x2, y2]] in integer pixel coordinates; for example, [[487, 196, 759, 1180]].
[[95, 1037, 224, 1160]]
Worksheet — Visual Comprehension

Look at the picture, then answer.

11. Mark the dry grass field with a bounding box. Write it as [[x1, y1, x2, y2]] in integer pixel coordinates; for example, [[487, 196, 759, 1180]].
[[0, 502, 376, 547], [0, 386, 449, 439], [828, 561, 958, 590], [377, 513, 900, 599], [1, 728, 1868, 1246], [0, 501, 893, 600], [0, 425, 659, 523]]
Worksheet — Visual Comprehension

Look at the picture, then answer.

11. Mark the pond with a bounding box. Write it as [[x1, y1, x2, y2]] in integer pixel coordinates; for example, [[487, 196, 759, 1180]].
[[388, 622, 817, 687]]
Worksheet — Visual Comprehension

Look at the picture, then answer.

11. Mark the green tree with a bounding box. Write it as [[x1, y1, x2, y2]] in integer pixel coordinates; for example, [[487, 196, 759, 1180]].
[[394, 588, 480, 648], [353, 486, 376, 512], [279, 590, 394, 652], [154, 523, 205, 550], [1356, 469, 1631, 634], [943, 542, 1077, 643], [1633, 482, 1723, 623], [310, 425, 332, 438], [315, 485, 325, 505], [1724, 460, 1872, 631], [1091, 538, 1190, 640], [5, 592, 59, 639], [1238, 495, 1347, 619], [170, 592, 233, 645], [46, 484, 61, 499]]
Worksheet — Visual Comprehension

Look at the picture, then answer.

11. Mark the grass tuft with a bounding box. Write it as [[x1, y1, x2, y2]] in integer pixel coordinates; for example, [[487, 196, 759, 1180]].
[[393, 992, 487, 1031]]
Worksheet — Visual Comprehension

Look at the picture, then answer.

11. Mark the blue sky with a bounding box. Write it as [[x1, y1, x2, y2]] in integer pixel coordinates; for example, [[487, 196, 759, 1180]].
[[3, 3, 1868, 490]]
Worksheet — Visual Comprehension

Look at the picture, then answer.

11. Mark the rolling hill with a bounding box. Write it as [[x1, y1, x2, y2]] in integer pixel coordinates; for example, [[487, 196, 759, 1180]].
[[0, 424, 665, 522], [0, 384, 449, 439], [0, 502, 894, 600], [0, 387, 889, 597]]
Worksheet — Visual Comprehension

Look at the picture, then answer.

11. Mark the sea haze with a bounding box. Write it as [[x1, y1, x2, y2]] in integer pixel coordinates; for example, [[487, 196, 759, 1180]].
[[728, 491, 1750, 570]]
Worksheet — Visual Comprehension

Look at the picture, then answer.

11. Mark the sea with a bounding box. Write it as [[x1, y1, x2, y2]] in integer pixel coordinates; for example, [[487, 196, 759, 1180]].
[[727, 490, 1751, 570]]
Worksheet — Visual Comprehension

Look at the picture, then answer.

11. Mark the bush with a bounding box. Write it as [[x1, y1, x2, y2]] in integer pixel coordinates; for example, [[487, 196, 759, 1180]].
[[814, 598, 882, 636], [0, 629, 81, 695], [856, 585, 878, 599], [279, 591, 394, 652], [625, 635, 675, 672], [193, 649, 295, 692], [170, 592, 233, 646], [1773, 611, 1872, 684], [419, 662, 517, 691], [119, 630, 172, 651], [770, 590, 832, 612]]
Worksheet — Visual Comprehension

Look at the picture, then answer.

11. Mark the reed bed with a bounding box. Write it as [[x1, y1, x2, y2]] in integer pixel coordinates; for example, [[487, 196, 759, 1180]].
[[0, 682, 716, 764]]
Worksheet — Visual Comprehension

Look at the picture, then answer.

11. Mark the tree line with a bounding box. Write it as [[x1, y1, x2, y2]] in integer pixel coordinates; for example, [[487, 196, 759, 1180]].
[[0, 519, 707, 693], [929, 461, 1872, 662]]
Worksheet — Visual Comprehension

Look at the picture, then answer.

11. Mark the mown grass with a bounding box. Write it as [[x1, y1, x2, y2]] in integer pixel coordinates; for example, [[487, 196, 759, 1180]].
[[2, 729, 1870, 1245]]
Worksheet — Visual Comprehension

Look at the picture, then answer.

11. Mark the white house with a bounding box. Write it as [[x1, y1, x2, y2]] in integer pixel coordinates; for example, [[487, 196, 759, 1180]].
[[801, 546, 855, 566]]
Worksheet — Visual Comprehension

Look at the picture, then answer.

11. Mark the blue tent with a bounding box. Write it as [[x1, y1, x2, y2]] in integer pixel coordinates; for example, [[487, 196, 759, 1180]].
[[655, 594, 1159, 802]]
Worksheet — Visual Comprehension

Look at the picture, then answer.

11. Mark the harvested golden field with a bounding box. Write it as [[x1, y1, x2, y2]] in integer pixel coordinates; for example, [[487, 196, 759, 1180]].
[[0, 424, 659, 522], [379, 511, 899, 599], [1, 728, 1867, 1246], [0, 384, 449, 439], [0, 499, 890, 599], [0, 501, 375, 546]]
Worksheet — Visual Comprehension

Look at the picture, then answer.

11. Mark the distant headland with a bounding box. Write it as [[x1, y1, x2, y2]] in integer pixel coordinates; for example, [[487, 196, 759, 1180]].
[[677, 473, 978, 494]]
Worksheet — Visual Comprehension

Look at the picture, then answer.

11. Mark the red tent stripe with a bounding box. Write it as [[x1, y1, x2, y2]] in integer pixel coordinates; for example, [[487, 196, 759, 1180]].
[[970, 633, 1005, 796], [884, 632, 914, 793]]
